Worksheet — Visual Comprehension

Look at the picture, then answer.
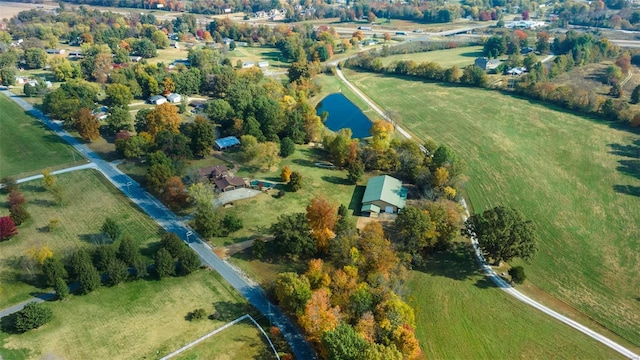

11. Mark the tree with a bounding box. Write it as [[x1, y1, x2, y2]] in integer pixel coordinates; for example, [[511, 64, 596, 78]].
[[161, 233, 186, 259], [281, 165, 292, 183], [393, 206, 435, 260], [188, 116, 215, 158], [24, 48, 47, 69], [0, 216, 18, 240], [162, 77, 176, 96], [347, 161, 364, 184], [1, 67, 16, 86], [155, 248, 176, 278], [631, 85, 640, 104], [147, 151, 176, 194], [15, 303, 52, 332], [94, 245, 117, 271], [133, 38, 157, 58], [8, 190, 25, 208], [54, 277, 69, 300], [9, 204, 30, 225], [306, 197, 338, 253], [189, 308, 207, 320], [133, 257, 149, 279], [271, 213, 316, 258], [117, 236, 139, 266], [163, 176, 189, 210], [280, 137, 296, 158], [43, 80, 99, 124], [146, 103, 181, 137], [536, 32, 550, 54], [432, 167, 450, 188], [105, 259, 129, 286], [43, 257, 68, 287], [77, 261, 101, 294], [105, 84, 133, 108], [42, 169, 56, 189], [223, 213, 243, 234], [107, 106, 132, 133], [194, 203, 223, 238], [274, 272, 312, 315], [74, 108, 101, 141], [483, 36, 506, 58], [465, 206, 539, 265], [509, 266, 527, 284], [461, 65, 487, 87], [358, 222, 399, 277], [178, 247, 201, 276], [151, 30, 170, 49], [322, 322, 368, 360], [299, 288, 341, 342], [289, 171, 303, 191], [101, 217, 121, 242]]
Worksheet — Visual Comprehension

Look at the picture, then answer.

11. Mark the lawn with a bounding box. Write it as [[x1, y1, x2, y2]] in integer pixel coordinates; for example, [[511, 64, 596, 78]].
[[344, 69, 640, 347], [227, 46, 289, 69], [175, 321, 276, 360], [0, 94, 81, 178], [408, 244, 623, 359], [0, 270, 250, 360], [378, 45, 484, 68], [0, 170, 161, 309]]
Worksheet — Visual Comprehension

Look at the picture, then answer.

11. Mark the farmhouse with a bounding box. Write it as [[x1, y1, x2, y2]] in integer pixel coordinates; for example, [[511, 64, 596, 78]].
[[199, 164, 246, 192], [474, 57, 501, 70], [214, 136, 240, 150], [148, 95, 167, 105], [242, 61, 255, 69], [167, 93, 182, 103], [130, 56, 143, 62], [361, 175, 407, 216], [68, 50, 83, 58], [45, 48, 65, 55]]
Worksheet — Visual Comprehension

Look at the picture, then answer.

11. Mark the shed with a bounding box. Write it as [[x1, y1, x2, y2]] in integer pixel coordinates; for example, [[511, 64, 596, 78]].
[[214, 136, 241, 150], [361, 175, 407, 215], [148, 95, 167, 105], [167, 93, 182, 103]]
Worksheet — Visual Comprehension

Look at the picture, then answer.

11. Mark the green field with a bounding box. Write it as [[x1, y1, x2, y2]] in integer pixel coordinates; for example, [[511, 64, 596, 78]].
[[1, 270, 249, 360], [0, 170, 161, 309], [408, 245, 622, 359], [344, 69, 640, 347], [228, 46, 289, 69], [175, 322, 276, 360], [379, 45, 483, 68], [0, 94, 81, 178]]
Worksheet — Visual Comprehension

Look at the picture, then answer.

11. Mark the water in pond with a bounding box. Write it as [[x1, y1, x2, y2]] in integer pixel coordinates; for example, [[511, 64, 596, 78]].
[[316, 93, 372, 139]]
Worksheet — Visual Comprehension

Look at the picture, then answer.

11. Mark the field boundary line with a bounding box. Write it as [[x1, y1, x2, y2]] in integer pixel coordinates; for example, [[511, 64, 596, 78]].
[[336, 68, 639, 360]]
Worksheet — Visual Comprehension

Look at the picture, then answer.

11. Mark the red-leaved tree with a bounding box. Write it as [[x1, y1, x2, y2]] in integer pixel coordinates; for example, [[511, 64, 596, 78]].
[[0, 216, 18, 240]]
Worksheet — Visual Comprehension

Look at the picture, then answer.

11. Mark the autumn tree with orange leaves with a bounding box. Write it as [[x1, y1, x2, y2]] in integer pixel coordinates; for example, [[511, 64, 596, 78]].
[[74, 108, 101, 141], [306, 197, 337, 253], [299, 288, 341, 343], [163, 176, 189, 210], [145, 103, 181, 138]]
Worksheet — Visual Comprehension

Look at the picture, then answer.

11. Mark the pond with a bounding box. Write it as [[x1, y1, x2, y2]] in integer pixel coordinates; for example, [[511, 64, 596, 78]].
[[316, 93, 372, 139]]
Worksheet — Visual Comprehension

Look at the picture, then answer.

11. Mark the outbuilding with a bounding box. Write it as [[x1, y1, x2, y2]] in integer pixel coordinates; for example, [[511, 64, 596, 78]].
[[148, 95, 167, 105], [361, 175, 407, 216], [214, 136, 240, 150], [167, 93, 182, 103]]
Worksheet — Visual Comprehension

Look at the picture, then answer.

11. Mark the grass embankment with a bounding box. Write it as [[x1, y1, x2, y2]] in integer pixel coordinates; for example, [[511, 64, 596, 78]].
[[0, 94, 81, 178], [378, 45, 483, 68], [409, 244, 622, 358], [175, 321, 276, 360], [1, 270, 250, 360], [0, 170, 160, 309], [344, 69, 640, 347]]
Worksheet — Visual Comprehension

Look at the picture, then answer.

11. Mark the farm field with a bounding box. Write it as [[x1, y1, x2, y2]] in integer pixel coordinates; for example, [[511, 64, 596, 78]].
[[0, 94, 81, 178], [175, 321, 276, 360], [0, 170, 161, 310], [344, 69, 640, 347], [0, 270, 249, 360], [378, 45, 483, 68], [408, 245, 622, 359]]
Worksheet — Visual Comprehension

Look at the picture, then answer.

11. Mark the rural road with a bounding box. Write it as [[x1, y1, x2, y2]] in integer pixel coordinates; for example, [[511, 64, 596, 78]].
[[0, 90, 316, 360], [333, 69, 640, 359]]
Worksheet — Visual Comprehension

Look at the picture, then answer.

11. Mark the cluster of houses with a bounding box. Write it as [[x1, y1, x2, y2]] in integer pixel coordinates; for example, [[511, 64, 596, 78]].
[[14, 76, 53, 88], [241, 61, 269, 69], [253, 8, 287, 21], [474, 57, 528, 75]]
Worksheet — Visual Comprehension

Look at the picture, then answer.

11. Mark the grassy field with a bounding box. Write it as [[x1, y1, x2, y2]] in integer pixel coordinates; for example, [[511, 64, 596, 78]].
[[1, 270, 250, 360], [175, 321, 276, 360], [228, 46, 289, 69], [344, 69, 640, 347], [379, 45, 483, 68], [0, 94, 81, 178], [408, 244, 622, 359], [0, 170, 161, 309]]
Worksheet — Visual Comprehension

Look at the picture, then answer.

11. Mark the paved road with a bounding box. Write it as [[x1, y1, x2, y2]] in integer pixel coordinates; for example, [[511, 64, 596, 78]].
[[333, 71, 640, 360], [0, 90, 316, 360]]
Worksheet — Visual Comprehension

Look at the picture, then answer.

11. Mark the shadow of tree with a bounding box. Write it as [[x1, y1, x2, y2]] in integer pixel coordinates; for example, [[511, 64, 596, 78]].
[[613, 184, 640, 197], [607, 140, 640, 158], [617, 159, 640, 180], [213, 301, 251, 321], [321, 175, 351, 185], [291, 158, 315, 167], [414, 243, 480, 282], [1, 313, 18, 334], [347, 185, 366, 216]]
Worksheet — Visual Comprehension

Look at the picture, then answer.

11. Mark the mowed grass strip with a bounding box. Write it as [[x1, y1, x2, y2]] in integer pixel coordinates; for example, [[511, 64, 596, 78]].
[[0, 170, 161, 309], [344, 69, 640, 346], [0, 94, 81, 178], [2, 270, 249, 360], [175, 321, 276, 360], [378, 45, 483, 68], [408, 246, 622, 359]]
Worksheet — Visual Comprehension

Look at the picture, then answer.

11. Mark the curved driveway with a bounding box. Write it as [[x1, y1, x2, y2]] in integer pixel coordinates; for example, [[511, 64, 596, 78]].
[[332, 70, 640, 359], [1, 90, 316, 360]]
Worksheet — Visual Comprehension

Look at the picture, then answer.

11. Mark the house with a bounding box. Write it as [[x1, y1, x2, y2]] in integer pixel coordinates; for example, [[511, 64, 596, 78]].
[[520, 47, 535, 55], [15, 76, 29, 85], [148, 95, 167, 105], [214, 175, 247, 192], [223, 8, 232, 13], [199, 164, 229, 181], [92, 106, 109, 120], [68, 50, 83, 58], [170, 42, 180, 49], [167, 93, 182, 103], [257, 61, 269, 68], [360, 175, 407, 216], [222, 37, 233, 45], [242, 61, 255, 69], [130, 56, 143, 62], [45, 49, 65, 55], [504, 67, 526, 75], [214, 136, 240, 150], [474, 57, 501, 70]]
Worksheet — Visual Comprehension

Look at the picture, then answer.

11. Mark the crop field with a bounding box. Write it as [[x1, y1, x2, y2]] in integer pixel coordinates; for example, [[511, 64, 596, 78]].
[[0, 94, 81, 178], [344, 69, 640, 347], [408, 245, 622, 359], [1, 270, 249, 360], [378, 46, 483, 68], [0, 170, 161, 309]]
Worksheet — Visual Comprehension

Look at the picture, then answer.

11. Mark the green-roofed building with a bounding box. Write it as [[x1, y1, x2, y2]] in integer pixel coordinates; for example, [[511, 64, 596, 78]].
[[361, 175, 407, 216]]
